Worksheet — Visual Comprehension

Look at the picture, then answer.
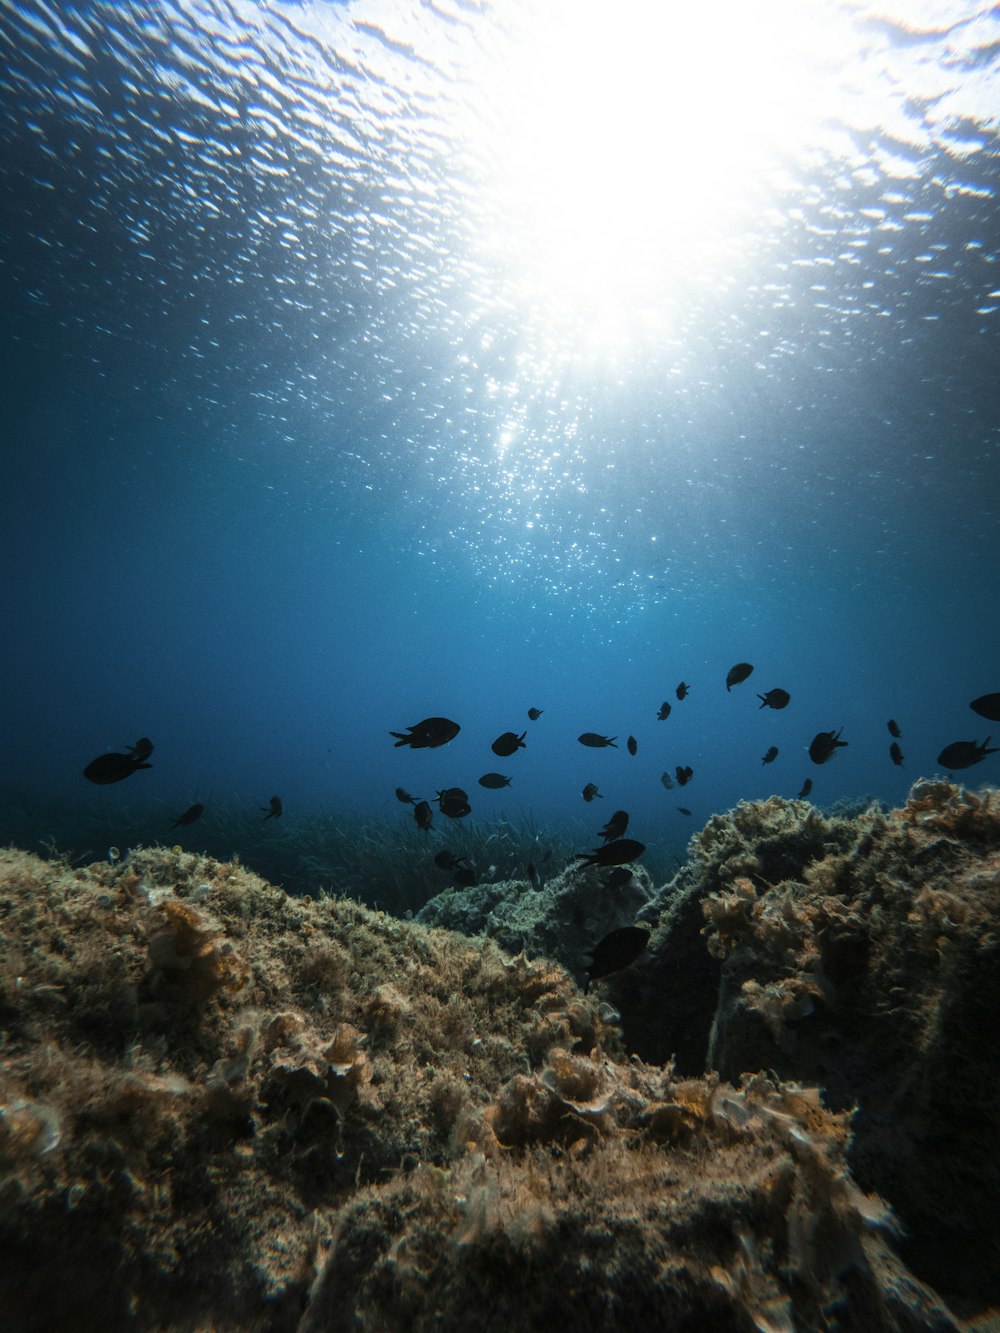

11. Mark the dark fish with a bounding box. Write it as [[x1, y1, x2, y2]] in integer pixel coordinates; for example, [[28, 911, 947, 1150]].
[[453, 867, 477, 887], [584, 926, 650, 993], [758, 689, 790, 710], [434, 850, 467, 871], [582, 783, 602, 802], [526, 862, 541, 890], [436, 786, 468, 804], [937, 737, 998, 770], [527, 707, 543, 721], [626, 735, 637, 756], [436, 787, 471, 818], [657, 702, 672, 721], [492, 730, 527, 757], [578, 732, 617, 748], [659, 770, 674, 790], [602, 867, 633, 890], [83, 748, 154, 785], [761, 746, 778, 765], [390, 717, 460, 749], [676, 806, 692, 816], [675, 765, 693, 787], [889, 741, 904, 767], [809, 729, 848, 764], [887, 719, 902, 739], [413, 800, 433, 831], [478, 772, 512, 789], [442, 799, 471, 819], [970, 694, 1000, 722], [171, 802, 204, 829], [676, 682, 689, 700], [261, 795, 283, 820], [797, 778, 813, 798], [127, 737, 154, 762], [599, 810, 630, 842], [726, 663, 754, 691], [575, 838, 645, 868], [395, 787, 420, 805]]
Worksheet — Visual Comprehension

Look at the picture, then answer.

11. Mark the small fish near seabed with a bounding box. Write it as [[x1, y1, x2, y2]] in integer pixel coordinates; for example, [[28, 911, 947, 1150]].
[[809, 729, 848, 764], [395, 787, 420, 805], [937, 737, 998, 770], [83, 737, 155, 785], [758, 689, 791, 710], [676, 682, 689, 700], [889, 742, 904, 767], [660, 770, 674, 790], [887, 719, 902, 739], [528, 707, 544, 720], [171, 802, 204, 829], [726, 662, 754, 691], [583, 926, 650, 994], [526, 862, 542, 890], [261, 795, 283, 820], [761, 747, 778, 766], [657, 702, 672, 721], [434, 850, 468, 872], [970, 694, 1000, 723], [582, 783, 603, 802], [627, 735, 637, 755], [413, 800, 433, 831], [676, 806, 692, 816], [578, 732, 617, 748], [478, 773, 512, 789], [492, 730, 527, 757], [599, 810, 630, 842], [390, 717, 461, 749], [603, 867, 633, 891], [436, 787, 472, 818], [575, 838, 645, 868], [797, 778, 813, 799]]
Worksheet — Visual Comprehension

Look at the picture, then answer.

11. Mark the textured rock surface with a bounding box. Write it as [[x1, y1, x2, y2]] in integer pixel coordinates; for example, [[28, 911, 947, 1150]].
[[612, 782, 1000, 1315], [416, 859, 656, 990], [1, 780, 996, 1329]]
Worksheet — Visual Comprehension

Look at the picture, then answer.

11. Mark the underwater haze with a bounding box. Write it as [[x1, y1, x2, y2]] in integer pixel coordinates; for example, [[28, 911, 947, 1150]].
[[2, 0, 1000, 878]]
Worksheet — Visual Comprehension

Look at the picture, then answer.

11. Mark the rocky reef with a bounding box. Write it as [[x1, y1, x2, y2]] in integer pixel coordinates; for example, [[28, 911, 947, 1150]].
[[1, 780, 996, 1329]]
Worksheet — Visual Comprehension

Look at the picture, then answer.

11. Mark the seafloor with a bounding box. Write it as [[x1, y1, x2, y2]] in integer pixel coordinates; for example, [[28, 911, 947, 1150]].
[[1, 780, 997, 1331]]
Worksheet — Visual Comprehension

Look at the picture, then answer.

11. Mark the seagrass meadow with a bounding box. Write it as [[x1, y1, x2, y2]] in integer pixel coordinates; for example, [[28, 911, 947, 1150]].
[[1, 780, 998, 1330]]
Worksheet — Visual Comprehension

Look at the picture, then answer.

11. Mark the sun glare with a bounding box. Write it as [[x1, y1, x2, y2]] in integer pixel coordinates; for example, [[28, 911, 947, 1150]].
[[464, 0, 860, 363]]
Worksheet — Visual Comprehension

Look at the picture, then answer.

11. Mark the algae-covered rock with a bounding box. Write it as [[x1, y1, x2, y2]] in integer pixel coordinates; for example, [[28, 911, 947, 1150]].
[[0, 784, 994, 1329], [619, 782, 1000, 1316], [0, 846, 614, 1329], [416, 859, 656, 988]]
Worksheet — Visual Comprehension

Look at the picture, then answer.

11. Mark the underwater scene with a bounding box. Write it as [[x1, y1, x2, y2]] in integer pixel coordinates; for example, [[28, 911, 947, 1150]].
[[2, 2, 999, 1329]]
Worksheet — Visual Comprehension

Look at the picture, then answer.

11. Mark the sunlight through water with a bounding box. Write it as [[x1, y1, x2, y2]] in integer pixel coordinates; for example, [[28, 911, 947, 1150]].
[[461, 0, 864, 367], [1, 0, 998, 610]]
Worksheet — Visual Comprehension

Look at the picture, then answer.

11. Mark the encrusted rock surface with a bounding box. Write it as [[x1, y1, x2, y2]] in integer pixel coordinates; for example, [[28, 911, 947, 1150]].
[[1, 782, 996, 1328]]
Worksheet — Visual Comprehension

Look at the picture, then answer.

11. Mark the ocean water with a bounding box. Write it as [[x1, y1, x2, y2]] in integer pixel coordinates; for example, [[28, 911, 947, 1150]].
[[2, 0, 999, 878]]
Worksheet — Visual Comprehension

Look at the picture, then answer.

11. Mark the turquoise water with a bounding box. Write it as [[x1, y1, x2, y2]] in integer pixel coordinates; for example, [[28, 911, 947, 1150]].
[[2, 0, 999, 859]]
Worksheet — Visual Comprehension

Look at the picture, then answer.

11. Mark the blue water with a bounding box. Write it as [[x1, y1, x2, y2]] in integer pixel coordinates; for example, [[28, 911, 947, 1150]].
[[2, 1, 999, 864]]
